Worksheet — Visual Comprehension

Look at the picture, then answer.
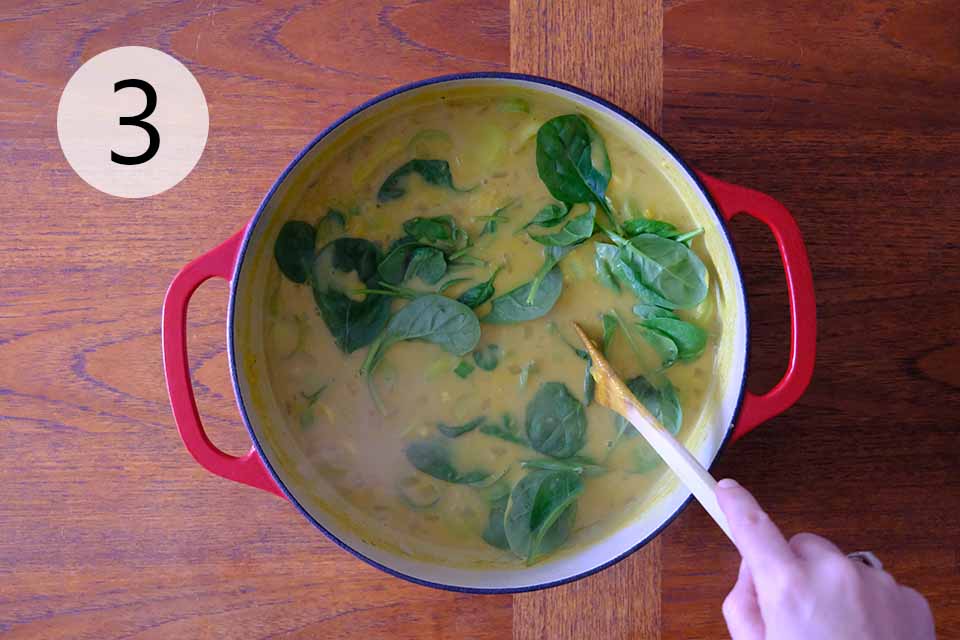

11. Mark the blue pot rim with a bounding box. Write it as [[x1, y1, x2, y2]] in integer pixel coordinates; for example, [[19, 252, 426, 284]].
[[226, 71, 750, 594]]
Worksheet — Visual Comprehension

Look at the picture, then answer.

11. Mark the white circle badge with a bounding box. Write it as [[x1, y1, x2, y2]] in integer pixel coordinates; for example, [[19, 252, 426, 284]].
[[57, 46, 209, 198]]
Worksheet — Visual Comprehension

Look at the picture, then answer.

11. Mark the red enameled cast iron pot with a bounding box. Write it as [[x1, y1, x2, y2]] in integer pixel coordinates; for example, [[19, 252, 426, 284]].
[[162, 73, 815, 593]]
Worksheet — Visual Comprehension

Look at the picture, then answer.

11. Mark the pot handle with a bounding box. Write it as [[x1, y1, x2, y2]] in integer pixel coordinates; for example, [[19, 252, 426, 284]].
[[697, 172, 816, 441], [162, 229, 284, 497]]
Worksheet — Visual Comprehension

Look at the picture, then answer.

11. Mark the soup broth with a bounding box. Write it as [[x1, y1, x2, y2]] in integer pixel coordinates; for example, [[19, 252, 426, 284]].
[[262, 88, 722, 567]]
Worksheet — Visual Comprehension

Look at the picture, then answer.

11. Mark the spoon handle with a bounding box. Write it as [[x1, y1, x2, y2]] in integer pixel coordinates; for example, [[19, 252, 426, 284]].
[[622, 402, 734, 542]]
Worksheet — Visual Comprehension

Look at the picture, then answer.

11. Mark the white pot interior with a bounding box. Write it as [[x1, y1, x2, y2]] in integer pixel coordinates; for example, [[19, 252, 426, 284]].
[[229, 77, 748, 591]]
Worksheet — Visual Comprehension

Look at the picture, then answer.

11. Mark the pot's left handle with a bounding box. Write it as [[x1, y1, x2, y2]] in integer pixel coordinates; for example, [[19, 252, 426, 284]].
[[162, 229, 285, 498]]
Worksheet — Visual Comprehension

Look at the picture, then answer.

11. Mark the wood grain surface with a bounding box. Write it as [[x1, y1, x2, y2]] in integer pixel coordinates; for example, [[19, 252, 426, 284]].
[[2, 1, 959, 639], [659, 1, 960, 637], [510, 0, 663, 132], [510, 2, 663, 638], [0, 2, 513, 638]]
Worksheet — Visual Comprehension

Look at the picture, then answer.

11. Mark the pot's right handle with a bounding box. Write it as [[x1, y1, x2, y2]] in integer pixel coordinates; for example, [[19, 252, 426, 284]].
[[162, 229, 284, 497], [697, 172, 816, 441]]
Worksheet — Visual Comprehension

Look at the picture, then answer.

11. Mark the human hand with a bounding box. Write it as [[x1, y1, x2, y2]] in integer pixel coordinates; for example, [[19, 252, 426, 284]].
[[716, 478, 935, 640]]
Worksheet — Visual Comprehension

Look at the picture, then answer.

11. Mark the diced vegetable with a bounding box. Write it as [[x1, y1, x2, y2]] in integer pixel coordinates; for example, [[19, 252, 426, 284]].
[[270, 319, 300, 359]]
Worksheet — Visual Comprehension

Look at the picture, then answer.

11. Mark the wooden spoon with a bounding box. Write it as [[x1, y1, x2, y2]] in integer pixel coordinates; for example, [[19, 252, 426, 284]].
[[573, 323, 734, 542]]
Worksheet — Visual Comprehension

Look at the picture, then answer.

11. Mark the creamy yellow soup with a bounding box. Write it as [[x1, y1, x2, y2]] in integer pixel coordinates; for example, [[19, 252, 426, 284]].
[[262, 88, 721, 567]]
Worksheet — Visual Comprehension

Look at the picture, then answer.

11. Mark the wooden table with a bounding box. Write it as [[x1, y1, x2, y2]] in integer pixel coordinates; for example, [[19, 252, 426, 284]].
[[2, 1, 958, 638]]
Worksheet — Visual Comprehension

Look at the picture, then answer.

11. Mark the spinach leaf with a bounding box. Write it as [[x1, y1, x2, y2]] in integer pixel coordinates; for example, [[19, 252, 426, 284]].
[[482, 496, 510, 550], [535, 115, 612, 217], [614, 375, 683, 439], [674, 228, 704, 246], [642, 317, 708, 361], [402, 215, 467, 252], [526, 246, 571, 304], [601, 312, 618, 352], [610, 308, 643, 357], [405, 439, 489, 484], [473, 344, 501, 371], [607, 308, 671, 374], [632, 303, 678, 320], [638, 325, 679, 368], [545, 321, 594, 405], [478, 203, 514, 237], [311, 238, 392, 353], [301, 385, 327, 406], [592, 312, 621, 407], [364, 294, 480, 362], [458, 265, 502, 309], [473, 465, 513, 495], [546, 320, 589, 360], [438, 277, 471, 293], [352, 282, 419, 300], [616, 377, 683, 474], [329, 237, 381, 278], [583, 362, 595, 407], [378, 159, 464, 203], [361, 295, 481, 396], [438, 416, 485, 438], [483, 266, 563, 324], [454, 360, 475, 378], [405, 247, 447, 284], [274, 220, 316, 283], [631, 441, 663, 474], [624, 218, 703, 247], [521, 457, 606, 477], [613, 233, 708, 309], [379, 224, 467, 286], [480, 425, 527, 445], [521, 203, 569, 230], [378, 236, 420, 285], [525, 382, 587, 459], [529, 202, 596, 247], [479, 413, 526, 445], [622, 217, 681, 240], [449, 254, 486, 268], [594, 243, 621, 293], [504, 469, 582, 563], [611, 247, 680, 309], [312, 289, 392, 354]]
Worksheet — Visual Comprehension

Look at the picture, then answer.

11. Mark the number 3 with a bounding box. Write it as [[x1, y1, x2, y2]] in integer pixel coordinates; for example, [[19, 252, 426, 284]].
[[111, 78, 160, 165]]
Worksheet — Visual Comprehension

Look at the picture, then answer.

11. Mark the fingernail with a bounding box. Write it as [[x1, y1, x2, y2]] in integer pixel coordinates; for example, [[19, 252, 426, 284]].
[[718, 478, 739, 489]]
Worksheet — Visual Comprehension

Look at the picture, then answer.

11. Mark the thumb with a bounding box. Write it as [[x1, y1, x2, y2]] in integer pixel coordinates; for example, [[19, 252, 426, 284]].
[[717, 479, 797, 591]]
